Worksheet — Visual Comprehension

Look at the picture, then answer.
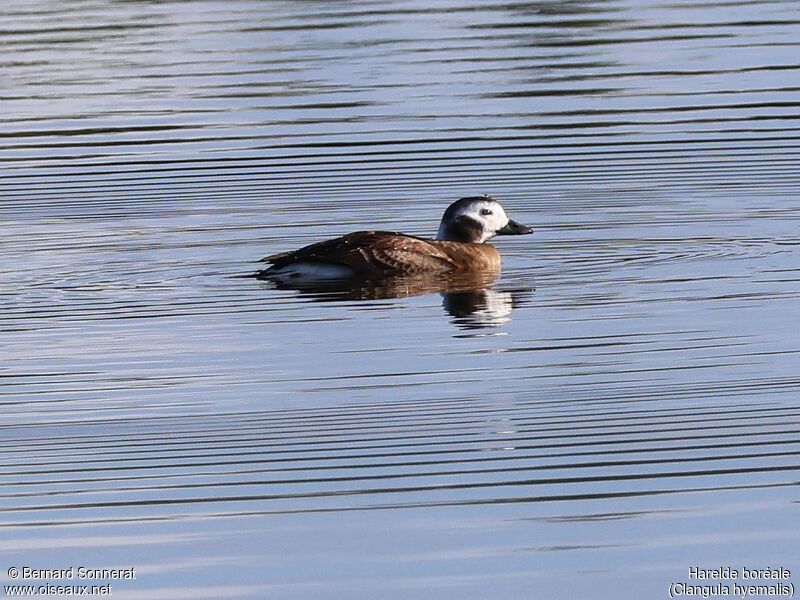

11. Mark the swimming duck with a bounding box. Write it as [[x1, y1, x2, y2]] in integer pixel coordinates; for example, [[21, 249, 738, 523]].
[[257, 195, 532, 279]]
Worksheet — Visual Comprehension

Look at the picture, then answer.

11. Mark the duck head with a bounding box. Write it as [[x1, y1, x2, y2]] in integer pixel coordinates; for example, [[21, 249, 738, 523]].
[[436, 195, 533, 243]]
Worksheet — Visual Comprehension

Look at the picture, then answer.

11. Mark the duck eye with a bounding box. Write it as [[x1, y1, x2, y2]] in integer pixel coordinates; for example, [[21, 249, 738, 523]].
[[480, 208, 493, 216]]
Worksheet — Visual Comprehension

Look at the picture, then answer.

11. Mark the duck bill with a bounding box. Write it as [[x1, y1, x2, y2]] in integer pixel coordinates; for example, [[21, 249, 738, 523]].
[[496, 219, 533, 235]]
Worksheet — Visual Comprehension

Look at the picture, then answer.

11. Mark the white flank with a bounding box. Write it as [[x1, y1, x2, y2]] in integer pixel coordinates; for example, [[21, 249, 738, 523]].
[[269, 262, 356, 280]]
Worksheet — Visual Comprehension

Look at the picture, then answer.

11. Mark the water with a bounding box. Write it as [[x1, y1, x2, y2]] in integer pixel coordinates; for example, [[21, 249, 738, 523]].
[[2, 0, 800, 598]]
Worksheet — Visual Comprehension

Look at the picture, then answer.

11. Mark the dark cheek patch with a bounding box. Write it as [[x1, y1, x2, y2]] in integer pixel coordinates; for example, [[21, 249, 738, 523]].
[[450, 216, 485, 243]]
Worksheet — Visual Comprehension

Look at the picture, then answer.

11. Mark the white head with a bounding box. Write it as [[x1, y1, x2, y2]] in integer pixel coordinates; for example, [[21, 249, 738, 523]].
[[436, 195, 532, 243]]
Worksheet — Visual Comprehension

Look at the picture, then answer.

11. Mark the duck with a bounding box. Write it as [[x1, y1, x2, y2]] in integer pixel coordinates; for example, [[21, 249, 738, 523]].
[[256, 195, 532, 279]]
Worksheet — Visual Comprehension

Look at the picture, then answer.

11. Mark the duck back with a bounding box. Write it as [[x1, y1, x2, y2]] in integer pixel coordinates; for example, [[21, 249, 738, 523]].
[[259, 231, 501, 277]]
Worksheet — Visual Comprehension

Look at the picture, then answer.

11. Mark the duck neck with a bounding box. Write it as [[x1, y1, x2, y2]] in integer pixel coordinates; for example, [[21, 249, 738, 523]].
[[437, 216, 487, 243]]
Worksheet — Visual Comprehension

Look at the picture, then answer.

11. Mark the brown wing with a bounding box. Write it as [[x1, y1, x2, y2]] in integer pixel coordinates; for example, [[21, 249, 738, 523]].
[[263, 231, 457, 275]]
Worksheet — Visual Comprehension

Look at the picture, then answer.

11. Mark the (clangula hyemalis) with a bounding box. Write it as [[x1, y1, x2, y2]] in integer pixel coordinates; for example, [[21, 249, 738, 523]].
[[256, 195, 532, 279]]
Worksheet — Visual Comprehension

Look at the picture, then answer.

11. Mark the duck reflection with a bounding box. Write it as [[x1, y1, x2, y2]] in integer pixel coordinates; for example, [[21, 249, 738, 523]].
[[443, 287, 515, 329], [262, 270, 533, 330]]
